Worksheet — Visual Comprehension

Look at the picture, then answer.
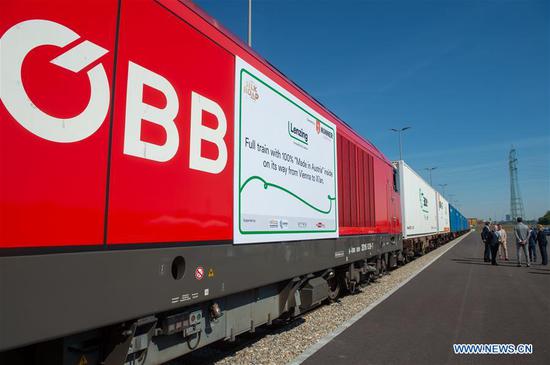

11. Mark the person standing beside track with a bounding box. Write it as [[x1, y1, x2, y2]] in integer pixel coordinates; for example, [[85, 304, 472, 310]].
[[488, 224, 500, 265], [514, 217, 530, 267], [481, 221, 491, 263], [496, 224, 509, 260], [528, 226, 538, 263], [536, 224, 548, 265]]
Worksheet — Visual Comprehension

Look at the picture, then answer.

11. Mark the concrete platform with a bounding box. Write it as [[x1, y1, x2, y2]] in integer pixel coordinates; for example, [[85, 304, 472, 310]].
[[300, 232, 550, 365]]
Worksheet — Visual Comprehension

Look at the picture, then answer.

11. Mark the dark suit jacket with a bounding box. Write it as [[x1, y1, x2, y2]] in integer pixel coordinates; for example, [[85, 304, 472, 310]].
[[481, 226, 490, 243], [488, 231, 500, 247], [537, 231, 548, 245]]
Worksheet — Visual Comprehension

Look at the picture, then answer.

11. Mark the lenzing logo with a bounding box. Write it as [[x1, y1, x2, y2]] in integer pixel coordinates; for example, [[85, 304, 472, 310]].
[[419, 189, 429, 213], [0, 19, 109, 142], [288, 121, 308, 145]]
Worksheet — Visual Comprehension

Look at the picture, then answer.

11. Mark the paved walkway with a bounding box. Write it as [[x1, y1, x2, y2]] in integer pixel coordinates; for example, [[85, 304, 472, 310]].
[[302, 232, 550, 365]]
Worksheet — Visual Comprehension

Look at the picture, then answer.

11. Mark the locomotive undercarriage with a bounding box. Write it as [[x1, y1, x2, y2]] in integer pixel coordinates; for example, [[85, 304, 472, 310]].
[[121, 253, 397, 365], [0, 235, 401, 365]]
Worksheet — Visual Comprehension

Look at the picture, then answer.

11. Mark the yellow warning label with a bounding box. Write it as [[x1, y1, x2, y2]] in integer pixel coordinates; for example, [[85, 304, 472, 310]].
[[77, 355, 88, 365], [208, 268, 215, 278]]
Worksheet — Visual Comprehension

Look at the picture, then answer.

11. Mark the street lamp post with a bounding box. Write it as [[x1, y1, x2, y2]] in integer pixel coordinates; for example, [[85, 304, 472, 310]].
[[390, 126, 411, 161], [424, 167, 437, 186], [248, 0, 252, 47]]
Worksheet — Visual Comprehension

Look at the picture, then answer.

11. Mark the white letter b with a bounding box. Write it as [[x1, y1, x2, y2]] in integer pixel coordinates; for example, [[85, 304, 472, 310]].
[[189, 91, 228, 174], [124, 61, 179, 162]]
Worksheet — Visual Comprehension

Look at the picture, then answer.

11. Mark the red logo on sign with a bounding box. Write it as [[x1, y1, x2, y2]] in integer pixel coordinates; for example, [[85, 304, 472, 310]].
[[316, 120, 321, 134], [195, 266, 205, 280]]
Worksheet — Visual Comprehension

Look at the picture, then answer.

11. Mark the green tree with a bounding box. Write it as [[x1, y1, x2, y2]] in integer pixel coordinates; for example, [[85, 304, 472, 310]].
[[538, 210, 550, 225]]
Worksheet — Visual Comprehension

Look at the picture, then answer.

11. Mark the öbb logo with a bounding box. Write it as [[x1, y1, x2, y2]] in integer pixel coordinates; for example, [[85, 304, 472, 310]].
[[0, 19, 109, 143], [0, 19, 228, 174]]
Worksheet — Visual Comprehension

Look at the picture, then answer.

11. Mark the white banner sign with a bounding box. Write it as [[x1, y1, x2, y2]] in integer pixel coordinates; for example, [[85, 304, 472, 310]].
[[398, 161, 438, 238], [234, 58, 338, 244]]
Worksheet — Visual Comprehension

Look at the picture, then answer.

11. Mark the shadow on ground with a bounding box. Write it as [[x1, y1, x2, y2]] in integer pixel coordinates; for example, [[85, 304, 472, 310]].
[[172, 316, 307, 364]]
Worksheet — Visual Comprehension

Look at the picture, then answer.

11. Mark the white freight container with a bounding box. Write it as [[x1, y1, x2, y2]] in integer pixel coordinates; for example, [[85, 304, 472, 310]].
[[393, 160, 438, 239], [436, 193, 450, 233]]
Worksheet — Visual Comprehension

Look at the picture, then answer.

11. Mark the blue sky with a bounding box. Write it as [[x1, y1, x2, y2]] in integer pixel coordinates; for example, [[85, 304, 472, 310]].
[[195, 0, 550, 221]]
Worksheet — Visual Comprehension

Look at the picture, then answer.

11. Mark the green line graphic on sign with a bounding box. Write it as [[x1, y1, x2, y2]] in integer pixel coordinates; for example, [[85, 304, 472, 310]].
[[240, 175, 336, 215]]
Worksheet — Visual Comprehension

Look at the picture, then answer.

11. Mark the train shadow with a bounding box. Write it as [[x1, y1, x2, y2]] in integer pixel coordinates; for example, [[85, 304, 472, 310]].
[[178, 317, 306, 364]]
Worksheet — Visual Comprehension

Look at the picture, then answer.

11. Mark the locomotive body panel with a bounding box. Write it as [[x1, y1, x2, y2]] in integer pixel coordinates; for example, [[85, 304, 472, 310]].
[[106, 0, 235, 244], [0, 0, 119, 248], [0, 0, 398, 250]]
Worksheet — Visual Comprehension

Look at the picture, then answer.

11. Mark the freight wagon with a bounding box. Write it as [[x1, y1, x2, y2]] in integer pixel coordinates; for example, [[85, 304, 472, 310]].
[[393, 160, 437, 256], [393, 160, 468, 257], [1, 1, 402, 364], [450, 204, 468, 236]]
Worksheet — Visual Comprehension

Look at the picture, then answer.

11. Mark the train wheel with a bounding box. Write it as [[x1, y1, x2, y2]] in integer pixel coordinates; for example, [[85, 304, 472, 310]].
[[379, 255, 387, 277], [327, 276, 341, 301]]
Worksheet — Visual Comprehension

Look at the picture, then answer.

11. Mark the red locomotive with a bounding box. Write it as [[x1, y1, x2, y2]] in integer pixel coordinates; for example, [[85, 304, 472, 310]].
[[1, 1, 407, 364]]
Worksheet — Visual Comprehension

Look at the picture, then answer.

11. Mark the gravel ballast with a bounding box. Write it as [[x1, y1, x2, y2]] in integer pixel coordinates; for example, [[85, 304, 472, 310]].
[[179, 234, 468, 365]]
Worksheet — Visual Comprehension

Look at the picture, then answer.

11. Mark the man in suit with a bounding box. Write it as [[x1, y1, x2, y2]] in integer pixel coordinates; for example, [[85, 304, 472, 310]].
[[514, 217, 530, 267], [536, 224, 548, 265], [481, 221, 491, 262]]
